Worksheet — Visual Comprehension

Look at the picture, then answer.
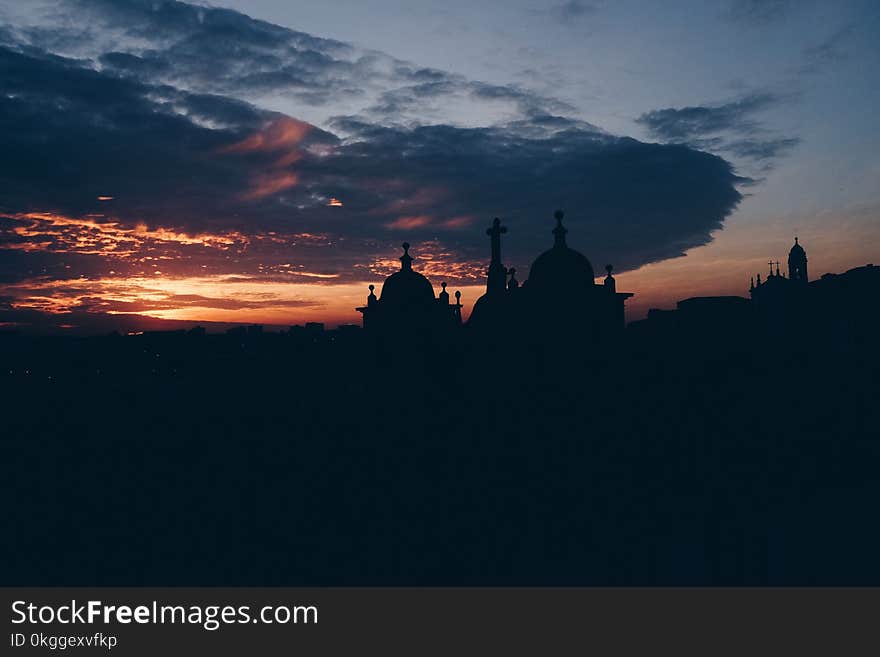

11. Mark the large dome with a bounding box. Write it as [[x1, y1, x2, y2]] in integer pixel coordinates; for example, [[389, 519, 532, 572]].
[[526, 211, 595, 292], [379, 242, 436, 308], [380, 269, 435, 306], [789, 237, 805, 256], [528, 246, 595, 289]]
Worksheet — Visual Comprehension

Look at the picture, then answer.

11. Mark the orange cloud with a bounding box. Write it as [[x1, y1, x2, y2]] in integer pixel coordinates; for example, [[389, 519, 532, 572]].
[[241, 171, 300, 200], [3, 274, 371, 327], [441, 215, 474, 229], [223, 117, 311, 154], [386, 215, 432, 230], [5, 212, 246, 255], [222, 117, 312, 199], [384, 214, 475, 230]]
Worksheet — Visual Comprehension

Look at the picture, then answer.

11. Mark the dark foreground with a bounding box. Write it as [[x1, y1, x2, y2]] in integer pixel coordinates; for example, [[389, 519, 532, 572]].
[[2, 326, 878, 585]]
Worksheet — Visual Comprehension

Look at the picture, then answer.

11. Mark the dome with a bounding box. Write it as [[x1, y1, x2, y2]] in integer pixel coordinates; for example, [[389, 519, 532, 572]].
[[379, 242, 436, 308], [789, 237, 805, 256], [526, 211, 595, 292], [380, 269, 435, 306]]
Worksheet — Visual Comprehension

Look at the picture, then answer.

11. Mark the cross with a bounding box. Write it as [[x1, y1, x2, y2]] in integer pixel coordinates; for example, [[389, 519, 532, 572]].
[[774, 261, 781, 275], [486, 217, 507, 265], [768, 260, 774, 275]]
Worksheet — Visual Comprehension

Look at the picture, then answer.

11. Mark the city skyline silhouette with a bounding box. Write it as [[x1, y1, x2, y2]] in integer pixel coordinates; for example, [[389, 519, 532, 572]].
[[1, 0, 879, 590]]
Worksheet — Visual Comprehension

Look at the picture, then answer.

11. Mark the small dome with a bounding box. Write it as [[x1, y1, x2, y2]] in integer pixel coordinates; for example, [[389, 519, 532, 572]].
[[379, 242, 436, 308], [526, 211, 595, 292]]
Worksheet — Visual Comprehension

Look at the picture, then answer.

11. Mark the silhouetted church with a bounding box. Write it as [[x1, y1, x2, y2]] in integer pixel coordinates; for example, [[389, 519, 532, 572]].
[[748, 237, 878, 345], [356, 241, 463, 335], [356, 210, 633, 339], [469, 210, 633, 339], [749, 236, 809, 300]]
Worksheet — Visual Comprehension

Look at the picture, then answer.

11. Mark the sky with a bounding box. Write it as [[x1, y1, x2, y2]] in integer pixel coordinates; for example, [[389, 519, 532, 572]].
[[0, 0, 878, 332]]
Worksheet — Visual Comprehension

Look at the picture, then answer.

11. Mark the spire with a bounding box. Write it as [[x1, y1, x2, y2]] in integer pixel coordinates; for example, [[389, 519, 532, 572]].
[[400, 242, 413, 271], [367, 284, 377, 306], [485, 217, 508, 295], [552, 209, 567, 248], [487, 217, 507, 266], [750, 276, 755, 291], [775, 261, 781, 277]]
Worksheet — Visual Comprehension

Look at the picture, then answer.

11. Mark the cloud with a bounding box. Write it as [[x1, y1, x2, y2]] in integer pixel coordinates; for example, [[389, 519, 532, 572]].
[[636, 93, 779, 141], [636, 92, 799, 168], [0, 0, 751, 331], [723, 137, 800, 162], [725, 0, 794, 25], [548, 1, 599, 23], [797, 25, 855, 75], [10, 0, 573, 127]]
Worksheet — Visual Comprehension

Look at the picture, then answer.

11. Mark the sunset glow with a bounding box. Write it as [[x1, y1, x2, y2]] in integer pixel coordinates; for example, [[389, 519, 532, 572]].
[[1, 0, 876, 337]]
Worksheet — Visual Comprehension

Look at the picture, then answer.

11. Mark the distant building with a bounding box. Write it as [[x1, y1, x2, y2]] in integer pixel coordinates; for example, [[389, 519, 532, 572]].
[[633, 237, 878, 348], [750, 239, 878, 346], [628, 295, 754, 344]]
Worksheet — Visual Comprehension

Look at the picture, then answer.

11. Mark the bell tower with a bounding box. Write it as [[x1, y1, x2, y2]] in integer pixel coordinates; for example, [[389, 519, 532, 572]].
[[788, 237, 808, 282]]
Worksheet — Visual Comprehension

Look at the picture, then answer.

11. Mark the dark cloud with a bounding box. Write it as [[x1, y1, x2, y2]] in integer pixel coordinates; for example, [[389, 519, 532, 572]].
[[797, 26, 855, 75], [8, 0, 579, 127], [636, 92, 799, 168], [636, 93, 779, 141], [723, 137, 800, 162], [550, 1, 599, 22], [1, 0, 747, 309], [725, 0, 794, 25]]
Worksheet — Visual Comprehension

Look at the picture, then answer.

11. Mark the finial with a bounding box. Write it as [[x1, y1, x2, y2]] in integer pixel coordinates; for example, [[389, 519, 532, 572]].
[[552, 209, 567, 247], [795, 236, 798, 245], [368, 284, 374, 292], [400, 242, 413, 270], [604, 264, 616, 291], [507, 267, 519, 290], [455, 290, 461, 304], [441, 282, 447, 290]]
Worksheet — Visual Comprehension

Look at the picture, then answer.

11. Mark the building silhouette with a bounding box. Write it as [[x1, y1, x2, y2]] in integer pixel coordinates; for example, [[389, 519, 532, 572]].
[[632, 236, 878, 348], [356, 210, 633, 340], [356, 241, 463, 335], [469, 210, 633, 340], [750, 239, 877, 346]]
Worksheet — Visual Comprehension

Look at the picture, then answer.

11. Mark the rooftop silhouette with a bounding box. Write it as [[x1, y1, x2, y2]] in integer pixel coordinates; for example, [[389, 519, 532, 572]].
[[1, 226, 878, 588]]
